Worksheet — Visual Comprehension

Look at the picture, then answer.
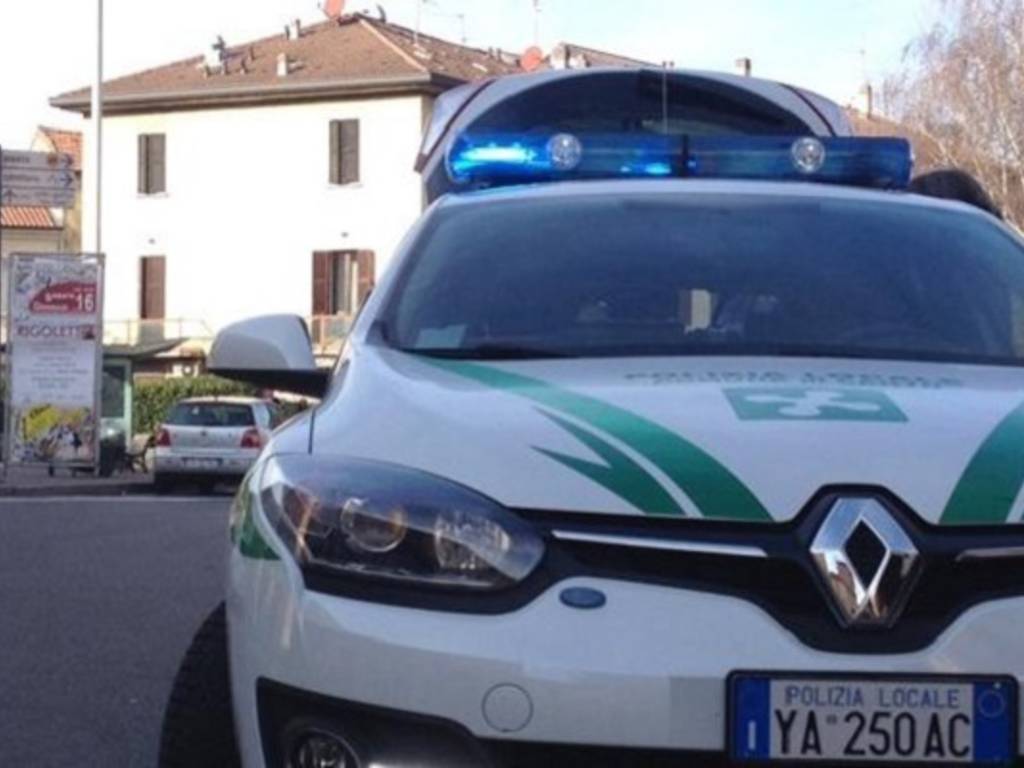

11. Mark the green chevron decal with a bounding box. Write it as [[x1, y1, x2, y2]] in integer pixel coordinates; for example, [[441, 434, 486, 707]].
[[534, 410, 684, 516], [428, 360, 771, 521], [942, 400, 1024, 525], [230, 484, 280, 560]]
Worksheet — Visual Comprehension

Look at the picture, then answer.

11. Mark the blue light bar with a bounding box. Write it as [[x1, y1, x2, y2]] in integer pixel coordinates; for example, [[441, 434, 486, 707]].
[[687, 136, 912, 189], [446, 133, 913, 191]]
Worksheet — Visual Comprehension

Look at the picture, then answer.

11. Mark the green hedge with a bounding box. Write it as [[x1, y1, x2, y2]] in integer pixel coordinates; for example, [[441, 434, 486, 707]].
[[133, 376, 256, 436]]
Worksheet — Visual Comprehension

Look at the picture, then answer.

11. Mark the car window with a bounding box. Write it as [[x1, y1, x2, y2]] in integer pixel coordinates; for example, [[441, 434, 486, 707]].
[[387, 193, 1024, 365], [252, 404, 271, 429], [470, 72, 813, 138], [165, 403, 256, 428]]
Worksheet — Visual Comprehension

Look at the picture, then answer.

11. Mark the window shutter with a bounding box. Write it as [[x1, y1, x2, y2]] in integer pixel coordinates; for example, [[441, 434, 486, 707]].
[[137, 135, 148, 194], [355, 250, 375, 307], [312, 252, 331, 315], [328, 122, 341, 185], [140, 256, 166, 319], [340, 120, 360, 184], [150, 134, 166, 193]]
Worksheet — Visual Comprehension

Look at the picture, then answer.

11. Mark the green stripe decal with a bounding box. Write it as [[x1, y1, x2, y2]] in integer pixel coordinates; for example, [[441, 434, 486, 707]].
[[942, 400, 1024, 525], [535, 410, 684, 516], [429, 360, 770, 521], [231, 486, 280, 560]]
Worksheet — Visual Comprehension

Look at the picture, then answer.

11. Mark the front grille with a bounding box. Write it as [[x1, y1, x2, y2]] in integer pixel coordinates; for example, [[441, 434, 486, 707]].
[[524, 486, 1024, 654]]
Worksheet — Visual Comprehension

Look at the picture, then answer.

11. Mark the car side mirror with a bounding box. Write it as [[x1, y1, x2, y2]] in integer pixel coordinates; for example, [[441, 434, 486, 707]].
[[208, 315, 329, 398]]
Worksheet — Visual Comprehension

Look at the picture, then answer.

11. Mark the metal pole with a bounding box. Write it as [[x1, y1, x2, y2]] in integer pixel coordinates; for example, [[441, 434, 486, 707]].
[[0, 146, 5, 481], [92, 0, 103, 254]]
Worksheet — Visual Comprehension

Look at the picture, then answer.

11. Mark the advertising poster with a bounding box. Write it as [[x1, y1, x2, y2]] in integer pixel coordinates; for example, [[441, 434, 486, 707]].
[[6, 254, 104, 467]]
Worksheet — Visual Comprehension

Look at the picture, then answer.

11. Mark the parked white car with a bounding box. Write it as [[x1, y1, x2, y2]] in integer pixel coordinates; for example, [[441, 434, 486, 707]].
[[153, 397, 277, 492]]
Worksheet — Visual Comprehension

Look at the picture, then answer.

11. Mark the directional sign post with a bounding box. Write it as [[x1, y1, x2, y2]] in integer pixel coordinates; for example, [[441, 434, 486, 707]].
[[0, 150, 78, 208], [0, 148, 80, 479]]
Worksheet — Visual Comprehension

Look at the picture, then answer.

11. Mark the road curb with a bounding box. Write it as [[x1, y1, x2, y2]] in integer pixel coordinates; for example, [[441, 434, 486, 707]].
[[0, 482, 155, 498]]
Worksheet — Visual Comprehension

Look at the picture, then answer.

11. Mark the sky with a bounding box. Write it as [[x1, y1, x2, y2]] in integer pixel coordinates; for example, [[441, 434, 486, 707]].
[[0, 0, 940, 149]]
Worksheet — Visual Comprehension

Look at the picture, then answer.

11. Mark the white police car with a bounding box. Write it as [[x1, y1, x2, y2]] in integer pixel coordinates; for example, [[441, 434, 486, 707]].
[[161, 71, 1024, 768]]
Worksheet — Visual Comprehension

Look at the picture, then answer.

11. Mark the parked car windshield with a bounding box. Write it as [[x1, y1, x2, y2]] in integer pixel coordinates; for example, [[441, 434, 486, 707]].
[[388, 191, 1024, 365], [166, 403, 255, 427]]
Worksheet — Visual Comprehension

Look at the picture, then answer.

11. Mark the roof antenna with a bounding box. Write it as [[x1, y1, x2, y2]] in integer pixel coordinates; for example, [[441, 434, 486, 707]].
[[376, 3, 387, 22], [661, 61, 671, 135], [532, 0, 541, 46]]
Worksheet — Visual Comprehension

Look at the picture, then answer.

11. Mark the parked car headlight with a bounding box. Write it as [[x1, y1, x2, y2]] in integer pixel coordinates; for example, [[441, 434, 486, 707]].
[[259, 455, 545, 590]]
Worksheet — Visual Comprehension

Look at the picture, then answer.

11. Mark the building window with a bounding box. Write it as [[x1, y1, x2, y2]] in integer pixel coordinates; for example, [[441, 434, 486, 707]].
[[329, 120, 360, 185], [312, 251, 375, 315], [138, 134, 166, 194], [139, 256, 166, 320]]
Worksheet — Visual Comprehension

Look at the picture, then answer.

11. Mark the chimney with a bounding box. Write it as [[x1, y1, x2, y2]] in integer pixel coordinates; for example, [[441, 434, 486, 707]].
[[549, 43, 570, 69], [277, 53, 291, 77], [289, 19, 302, 39], [323, 0, 346, 19], [857, 83, 874, 118], [734, 57, 752, 77]]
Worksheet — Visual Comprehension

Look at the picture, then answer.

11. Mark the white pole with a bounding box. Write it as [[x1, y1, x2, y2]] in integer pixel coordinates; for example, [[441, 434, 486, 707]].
[[92, 0, 104, 254]]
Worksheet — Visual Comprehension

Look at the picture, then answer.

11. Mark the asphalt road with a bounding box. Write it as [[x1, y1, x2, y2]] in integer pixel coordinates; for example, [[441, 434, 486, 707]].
[[0, 495, 231, 767]]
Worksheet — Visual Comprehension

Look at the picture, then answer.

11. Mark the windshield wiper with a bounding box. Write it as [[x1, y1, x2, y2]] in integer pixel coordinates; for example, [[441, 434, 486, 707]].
[[402, 344, 577, 360]]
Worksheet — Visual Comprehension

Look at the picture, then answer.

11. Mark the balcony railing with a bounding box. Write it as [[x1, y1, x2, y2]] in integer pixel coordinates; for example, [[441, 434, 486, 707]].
[[1, 314, 349, 356], [308, 314, 354, 354], [103, 318, 214, 347]]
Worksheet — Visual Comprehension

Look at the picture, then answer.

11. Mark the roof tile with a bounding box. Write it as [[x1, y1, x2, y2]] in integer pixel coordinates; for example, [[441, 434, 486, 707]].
[[0, 206, 59, 229], [53, 15, 520, 111], [38, 127, 83, 171]]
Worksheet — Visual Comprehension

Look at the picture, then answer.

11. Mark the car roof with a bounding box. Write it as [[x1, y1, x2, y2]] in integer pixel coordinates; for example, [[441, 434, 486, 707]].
[[435, 177, 998, 220], [177, 396, 267, 406], [418, 67, 852, 202]]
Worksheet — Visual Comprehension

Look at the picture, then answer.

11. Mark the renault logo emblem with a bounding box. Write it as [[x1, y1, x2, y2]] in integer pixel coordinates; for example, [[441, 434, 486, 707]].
[[810, 498, 920, 627]]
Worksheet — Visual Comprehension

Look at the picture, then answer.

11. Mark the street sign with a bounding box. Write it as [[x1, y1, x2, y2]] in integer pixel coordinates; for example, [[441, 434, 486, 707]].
[[1, 150, 74, 171], [1, 169, 76, 190], [0, 150, 78, 209], [1, 187, 77, 208]]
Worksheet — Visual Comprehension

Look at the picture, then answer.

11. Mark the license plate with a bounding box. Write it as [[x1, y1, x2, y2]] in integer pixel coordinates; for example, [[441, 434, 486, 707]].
[[183, 458, 220, 469], [729, 673, 1016, 764]]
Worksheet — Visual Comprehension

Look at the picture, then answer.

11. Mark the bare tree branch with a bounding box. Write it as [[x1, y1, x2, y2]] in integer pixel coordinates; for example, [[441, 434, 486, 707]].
[[883, 0, 1024, 225]]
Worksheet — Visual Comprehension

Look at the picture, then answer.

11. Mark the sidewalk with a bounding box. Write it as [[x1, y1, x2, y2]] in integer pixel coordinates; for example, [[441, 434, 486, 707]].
[[0, 466, 156, 497]]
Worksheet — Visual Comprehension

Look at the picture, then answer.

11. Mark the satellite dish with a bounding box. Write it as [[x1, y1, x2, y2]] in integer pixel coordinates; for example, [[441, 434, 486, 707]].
[[521, 45, 544, 72], [323, 0, 346, 19]]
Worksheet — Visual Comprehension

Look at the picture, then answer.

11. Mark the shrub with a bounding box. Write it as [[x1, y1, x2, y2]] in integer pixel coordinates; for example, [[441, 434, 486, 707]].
[[133, 376, 256, 436]]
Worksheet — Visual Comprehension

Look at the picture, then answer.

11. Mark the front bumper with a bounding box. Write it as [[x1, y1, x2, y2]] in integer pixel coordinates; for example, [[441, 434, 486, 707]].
[[228, 544, 1024, 767]]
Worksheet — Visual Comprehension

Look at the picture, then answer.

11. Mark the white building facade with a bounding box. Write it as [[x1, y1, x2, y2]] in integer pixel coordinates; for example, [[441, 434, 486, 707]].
[[53, 14, 519, 359], [78, 95, 428, 348]]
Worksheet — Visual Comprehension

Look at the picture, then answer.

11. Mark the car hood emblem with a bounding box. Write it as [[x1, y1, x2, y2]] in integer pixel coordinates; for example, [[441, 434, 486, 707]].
[[810, 498, 920, 627]]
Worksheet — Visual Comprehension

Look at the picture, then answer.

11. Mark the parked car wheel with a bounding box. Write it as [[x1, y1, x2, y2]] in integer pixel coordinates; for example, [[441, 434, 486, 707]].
[[159, 603, 239, 768]]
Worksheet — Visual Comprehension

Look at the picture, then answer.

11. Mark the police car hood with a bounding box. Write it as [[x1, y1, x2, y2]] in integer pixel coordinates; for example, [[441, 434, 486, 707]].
[[313, 349, 1024, 525]]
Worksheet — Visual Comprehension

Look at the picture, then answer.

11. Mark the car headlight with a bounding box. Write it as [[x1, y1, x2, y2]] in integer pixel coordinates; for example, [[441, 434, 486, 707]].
[[259, 455, 545, 590]]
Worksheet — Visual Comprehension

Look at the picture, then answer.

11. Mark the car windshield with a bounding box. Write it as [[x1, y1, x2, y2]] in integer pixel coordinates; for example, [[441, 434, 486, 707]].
[[387, 191, 1024, 365], [166, 403, 255, 427]]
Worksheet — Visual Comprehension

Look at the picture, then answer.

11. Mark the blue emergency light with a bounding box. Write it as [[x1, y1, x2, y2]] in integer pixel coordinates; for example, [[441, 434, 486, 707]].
[[446, 133, 913, 190]]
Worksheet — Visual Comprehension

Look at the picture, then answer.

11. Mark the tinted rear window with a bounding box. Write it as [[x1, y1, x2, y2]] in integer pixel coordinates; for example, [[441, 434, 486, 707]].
[[166, 403, 255, 427], [470, 72, 812, 138], [387, 192, 1024, 365]]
